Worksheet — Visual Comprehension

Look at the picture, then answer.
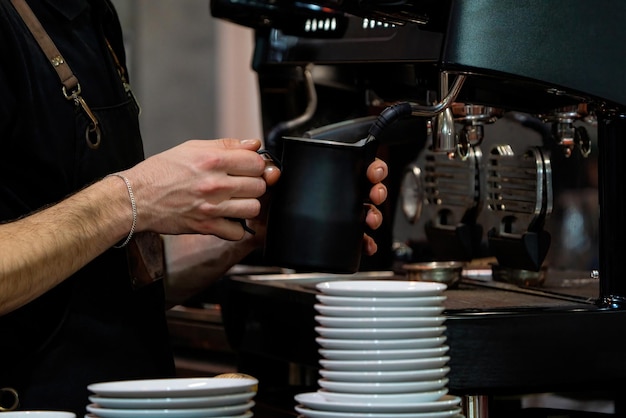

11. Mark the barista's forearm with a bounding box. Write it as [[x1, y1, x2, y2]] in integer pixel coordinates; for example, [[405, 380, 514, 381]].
[[0, 177, 132, 315]]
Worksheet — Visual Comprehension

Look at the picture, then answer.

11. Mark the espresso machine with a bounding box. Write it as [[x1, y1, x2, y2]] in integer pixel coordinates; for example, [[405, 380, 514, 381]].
[[209, 1, 626, 416]]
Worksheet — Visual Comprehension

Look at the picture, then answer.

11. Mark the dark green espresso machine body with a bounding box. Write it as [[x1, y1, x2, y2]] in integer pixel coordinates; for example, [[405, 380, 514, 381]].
[[211, 0, 626, 410]]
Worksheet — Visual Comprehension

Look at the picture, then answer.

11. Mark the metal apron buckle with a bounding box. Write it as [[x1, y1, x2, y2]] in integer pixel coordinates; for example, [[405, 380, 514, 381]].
[[0, 387, 20, 411], [63, 84, 102, 149]]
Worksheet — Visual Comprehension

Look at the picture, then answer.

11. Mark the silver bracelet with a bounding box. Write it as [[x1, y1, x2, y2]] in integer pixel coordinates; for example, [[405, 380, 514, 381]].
[[106, 173, 137, 248]]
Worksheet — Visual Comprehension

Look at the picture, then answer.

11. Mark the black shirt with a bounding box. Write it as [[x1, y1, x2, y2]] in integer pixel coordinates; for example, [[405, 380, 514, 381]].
[[0, 0, 175, 414]]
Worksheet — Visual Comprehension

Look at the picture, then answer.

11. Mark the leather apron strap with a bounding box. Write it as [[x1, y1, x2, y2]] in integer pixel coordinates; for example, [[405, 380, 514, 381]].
[[10, 0, 165, 290], [9, 0, 78, 91], [10, 0, 102, 149]]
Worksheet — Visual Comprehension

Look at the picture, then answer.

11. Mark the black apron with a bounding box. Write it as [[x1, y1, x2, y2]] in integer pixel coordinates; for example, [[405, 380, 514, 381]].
[[0, 0, 174, 414]]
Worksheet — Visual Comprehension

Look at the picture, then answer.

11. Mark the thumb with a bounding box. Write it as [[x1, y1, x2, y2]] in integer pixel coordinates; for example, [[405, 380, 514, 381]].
[[214, 138, 262, 151]]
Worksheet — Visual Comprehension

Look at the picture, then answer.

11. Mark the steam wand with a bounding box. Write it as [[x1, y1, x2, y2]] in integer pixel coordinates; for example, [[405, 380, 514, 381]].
[[265, 64, 318, 151], [364, 74, 466, 149]]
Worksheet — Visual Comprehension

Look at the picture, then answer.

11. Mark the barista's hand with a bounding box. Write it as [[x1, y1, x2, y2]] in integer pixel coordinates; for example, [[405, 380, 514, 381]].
[[363, 158, 388, 255], [241, 153, 280, 246], [120, 138, 270, 240]]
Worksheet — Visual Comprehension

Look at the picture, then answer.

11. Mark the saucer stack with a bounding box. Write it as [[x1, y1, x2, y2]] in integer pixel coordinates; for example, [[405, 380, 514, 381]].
[[294, 280, 463, 418], [85, 376, 257, 418]]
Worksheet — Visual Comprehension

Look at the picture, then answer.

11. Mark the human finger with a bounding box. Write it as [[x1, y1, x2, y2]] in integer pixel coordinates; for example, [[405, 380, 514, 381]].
[[362, 233, 378, 256], [191, 139, 267, 177], [369, 184, 387, 206], [211, 138, 262, 151], [197, 197, 262, 223], [367, 158, 388, 184], [189, 198, 261, 238], [365, 204, 383, 230], [263, 164, 281, 186], [257, 150, 281, 186], [209, 175, 267, 200], [211, 217, 248, 241], [213, 148, 267, 177]]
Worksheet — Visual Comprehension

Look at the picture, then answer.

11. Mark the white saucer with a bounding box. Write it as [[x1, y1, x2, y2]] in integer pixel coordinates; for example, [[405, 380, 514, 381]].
[[316, 336, 447, 350], [314, 304, 445, 317], [85, 413, 252, 418], [88, 391, 255, 409], [87, 377, 257, 398], [315, 326, 446, 340], [315, 315, 446, 328], [316, 280, 446, 297], [295, 406, 461, 418], [319, 346, 449, 360], [295, 392, 460, 413], [86, 401, 254, 418], [318, 366, 450, 382], [319, 356, 449, 371], [316, 295, 447, 307], [0, 413, 75, 418], [318, 388, 448, 404], [318, 377, 449, 394]]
